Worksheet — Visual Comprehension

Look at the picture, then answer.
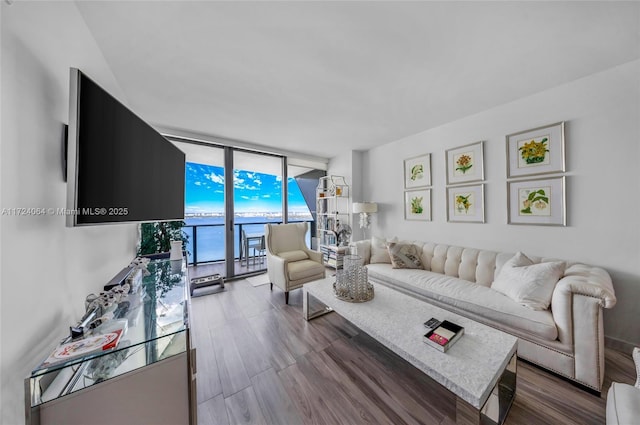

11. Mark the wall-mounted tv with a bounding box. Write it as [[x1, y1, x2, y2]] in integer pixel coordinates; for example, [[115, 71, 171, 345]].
[[66, 68, 185, 226]]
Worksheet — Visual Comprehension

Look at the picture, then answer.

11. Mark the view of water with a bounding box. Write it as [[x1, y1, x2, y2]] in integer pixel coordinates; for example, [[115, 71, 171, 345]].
[[183, 215, 312, 263], [183, 161, 315, 264]]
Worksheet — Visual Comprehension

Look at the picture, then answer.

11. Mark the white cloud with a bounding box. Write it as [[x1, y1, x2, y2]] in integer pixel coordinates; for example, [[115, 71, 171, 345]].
[[194, 181, 202, 186], [206, 173, 224, 184]]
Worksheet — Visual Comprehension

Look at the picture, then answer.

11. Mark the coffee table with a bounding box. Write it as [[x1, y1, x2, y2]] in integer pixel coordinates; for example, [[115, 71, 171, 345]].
[[303, 277, 518, 425]]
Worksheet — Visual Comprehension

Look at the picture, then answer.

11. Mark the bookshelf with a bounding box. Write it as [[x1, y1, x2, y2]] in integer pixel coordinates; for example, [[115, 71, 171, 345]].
[[316, 175, 350, 269]]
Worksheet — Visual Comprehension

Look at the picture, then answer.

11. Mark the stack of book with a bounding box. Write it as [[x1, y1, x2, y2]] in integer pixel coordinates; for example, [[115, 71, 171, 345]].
[[319, 245, 331, 264], [423, 318, 464, 353]]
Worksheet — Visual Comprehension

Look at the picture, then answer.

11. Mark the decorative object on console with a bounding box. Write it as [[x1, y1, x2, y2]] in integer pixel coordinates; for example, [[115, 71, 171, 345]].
[[446, 184, 485, 223], [353, 202, 378, 239], [404, 153, 431, 189], [446, 141, 484, 185], [507, 176, 566, 226], [404, 189, 431, 221], [129, 257, 150, 276], [170, 240, 183, 260], [506, 121, 565, 178], [333, 255, 374, 303]]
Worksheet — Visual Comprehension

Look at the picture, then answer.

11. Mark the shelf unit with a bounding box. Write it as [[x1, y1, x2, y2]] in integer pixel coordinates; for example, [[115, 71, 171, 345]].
[[25, 258, 196, 425], [316, 175, 350, 269]]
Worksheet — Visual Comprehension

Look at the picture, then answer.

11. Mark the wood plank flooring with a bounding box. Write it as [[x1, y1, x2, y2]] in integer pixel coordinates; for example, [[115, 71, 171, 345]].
[[190, 275, 636, 425]]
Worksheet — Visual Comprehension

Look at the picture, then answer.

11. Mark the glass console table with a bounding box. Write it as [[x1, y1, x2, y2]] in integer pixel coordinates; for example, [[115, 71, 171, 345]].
[[25, 258, 196, 425]]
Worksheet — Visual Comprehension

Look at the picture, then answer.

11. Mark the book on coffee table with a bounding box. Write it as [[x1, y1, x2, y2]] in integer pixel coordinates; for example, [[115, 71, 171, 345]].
[[423, 320, 464, 353]]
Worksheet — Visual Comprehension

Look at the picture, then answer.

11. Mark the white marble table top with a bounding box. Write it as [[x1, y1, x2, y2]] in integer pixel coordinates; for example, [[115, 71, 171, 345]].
[[303, 277, 518, 409]]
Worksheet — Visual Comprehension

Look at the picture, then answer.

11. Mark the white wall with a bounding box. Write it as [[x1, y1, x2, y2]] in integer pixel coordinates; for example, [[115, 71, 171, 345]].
[[1, 3, 137, 424], [328, 150, 367, 239], [363, 60, 640, 346]]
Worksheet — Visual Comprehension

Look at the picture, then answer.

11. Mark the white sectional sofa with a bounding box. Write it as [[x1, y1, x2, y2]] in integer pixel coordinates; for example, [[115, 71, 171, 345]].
[[350, 237, 617, 392]]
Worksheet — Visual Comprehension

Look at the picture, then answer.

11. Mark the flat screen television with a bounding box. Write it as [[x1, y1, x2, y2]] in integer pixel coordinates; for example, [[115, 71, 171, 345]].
[[66, 68, 185, 226]]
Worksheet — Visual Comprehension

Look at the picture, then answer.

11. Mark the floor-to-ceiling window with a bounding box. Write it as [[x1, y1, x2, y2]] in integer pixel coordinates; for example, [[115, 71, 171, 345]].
[[231, 150, 283, 276], [170, 138, 319, 280]]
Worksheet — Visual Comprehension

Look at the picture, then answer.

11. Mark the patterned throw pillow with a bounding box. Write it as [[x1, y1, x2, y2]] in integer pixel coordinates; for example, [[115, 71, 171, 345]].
[[387, 243, 423, 269]]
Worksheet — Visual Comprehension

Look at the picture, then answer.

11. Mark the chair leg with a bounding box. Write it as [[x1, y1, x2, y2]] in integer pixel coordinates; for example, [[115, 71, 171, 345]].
[[285, 291, 289, 304], [270, 282, 273, 291]]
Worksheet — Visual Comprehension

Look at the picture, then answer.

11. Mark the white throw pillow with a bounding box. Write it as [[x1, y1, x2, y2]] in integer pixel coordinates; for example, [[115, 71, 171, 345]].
[[491, 252, 565, 310], [370, 236, 395, 264]]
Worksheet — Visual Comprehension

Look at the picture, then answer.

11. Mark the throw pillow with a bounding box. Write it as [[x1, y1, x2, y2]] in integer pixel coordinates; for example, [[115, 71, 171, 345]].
[[277, 250, 309, 262], [491, 252, 565, 310], [370, 236, 394, 264], [388, 243, 423, 269]]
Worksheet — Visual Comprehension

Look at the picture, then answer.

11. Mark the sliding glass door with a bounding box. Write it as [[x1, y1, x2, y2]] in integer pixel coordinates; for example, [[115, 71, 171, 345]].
[[231, 151, 283, 276], [173, 141, 228, 278]]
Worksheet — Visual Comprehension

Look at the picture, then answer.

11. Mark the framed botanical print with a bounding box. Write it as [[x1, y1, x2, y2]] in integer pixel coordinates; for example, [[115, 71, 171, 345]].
[[507, 176, 566, 226], [446, 141, 484, 185], [404, 189, 431, 221], [506, 122, 565, 178], [404, 154, 431, 189], [446, 184, 485, 223]]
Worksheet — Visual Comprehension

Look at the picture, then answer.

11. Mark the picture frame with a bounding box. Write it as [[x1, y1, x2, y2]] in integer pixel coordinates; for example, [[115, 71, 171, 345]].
[[404, 189, 431, 221], [446, 141, 484, 185], [507, 176, 566, 226], [404, 153, 431, 189], [506, 121, 565, 178], [446, 184, 485, 223]]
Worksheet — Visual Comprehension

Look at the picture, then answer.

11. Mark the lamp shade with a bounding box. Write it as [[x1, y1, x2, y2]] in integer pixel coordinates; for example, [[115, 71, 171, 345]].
[[353, 202, 377, 213]]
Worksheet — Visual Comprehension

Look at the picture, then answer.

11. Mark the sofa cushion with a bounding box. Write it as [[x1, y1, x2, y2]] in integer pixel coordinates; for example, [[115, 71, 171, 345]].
[[287, 259, 325, 281], [370, 236, 393, 264], [606, 382, 640, 425], [492, 252, 565, 310], [388, 243, 423, 269], [366, 263, 558, 341], [278, 250, 309, 262]]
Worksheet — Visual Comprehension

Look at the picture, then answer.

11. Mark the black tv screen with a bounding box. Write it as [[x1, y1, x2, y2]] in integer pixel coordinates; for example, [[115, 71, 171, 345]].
[[66, 68, 185, 226]]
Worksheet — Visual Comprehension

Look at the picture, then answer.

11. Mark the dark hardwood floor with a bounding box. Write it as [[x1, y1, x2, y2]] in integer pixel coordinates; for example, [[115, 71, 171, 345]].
[[190, 275, 635, 425]]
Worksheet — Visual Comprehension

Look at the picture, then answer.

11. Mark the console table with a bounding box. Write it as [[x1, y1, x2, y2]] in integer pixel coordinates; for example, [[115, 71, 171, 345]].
[[303, 277, 518, 425], [25, 258, 197, 425]]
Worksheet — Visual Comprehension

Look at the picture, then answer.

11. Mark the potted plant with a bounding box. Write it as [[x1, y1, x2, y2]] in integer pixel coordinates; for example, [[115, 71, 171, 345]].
[[137, 221, 189, 258]]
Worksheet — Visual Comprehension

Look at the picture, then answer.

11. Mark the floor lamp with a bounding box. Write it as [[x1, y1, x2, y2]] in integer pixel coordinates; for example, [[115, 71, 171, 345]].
[[352, 202, 377, 241]]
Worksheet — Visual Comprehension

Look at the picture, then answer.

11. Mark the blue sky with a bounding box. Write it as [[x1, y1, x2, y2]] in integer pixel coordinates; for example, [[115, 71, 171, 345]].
[[185, 162, 311, 215]]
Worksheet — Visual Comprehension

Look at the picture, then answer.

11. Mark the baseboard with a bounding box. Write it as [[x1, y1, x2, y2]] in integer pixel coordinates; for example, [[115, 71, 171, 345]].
[[605, 336, 637, 354]]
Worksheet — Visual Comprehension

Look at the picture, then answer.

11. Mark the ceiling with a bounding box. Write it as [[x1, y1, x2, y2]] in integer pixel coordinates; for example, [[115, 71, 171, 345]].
[[76, 1, 640, 159]]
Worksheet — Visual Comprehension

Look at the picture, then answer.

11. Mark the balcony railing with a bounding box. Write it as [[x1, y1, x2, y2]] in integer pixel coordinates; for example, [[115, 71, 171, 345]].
[[183, 219, 313, 266]]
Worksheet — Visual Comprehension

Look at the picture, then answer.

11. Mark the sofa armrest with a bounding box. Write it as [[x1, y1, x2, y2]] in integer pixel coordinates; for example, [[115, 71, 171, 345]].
[[303, 248, 323, 264], [349, 240, 371, 264], [554, 264, 616, 308], [551, 264, 616, 344]]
